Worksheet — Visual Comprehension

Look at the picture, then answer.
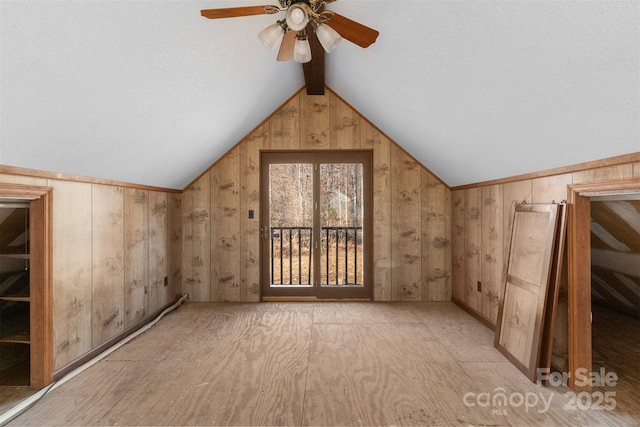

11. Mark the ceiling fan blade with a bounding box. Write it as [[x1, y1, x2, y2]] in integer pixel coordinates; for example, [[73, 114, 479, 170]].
[[277, 31, 297, 61], [327, 13, 379, 48], [200, 6, 274, 19]]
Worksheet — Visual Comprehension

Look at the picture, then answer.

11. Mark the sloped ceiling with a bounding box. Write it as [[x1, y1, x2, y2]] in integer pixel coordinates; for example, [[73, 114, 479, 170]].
[[1, 0, 638, 190]]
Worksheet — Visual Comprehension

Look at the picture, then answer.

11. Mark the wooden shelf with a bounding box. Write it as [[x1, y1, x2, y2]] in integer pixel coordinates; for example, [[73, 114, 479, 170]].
[[0, 254, 29, 259], [0, 296, 30, 302], [0, 333, 30, 344]]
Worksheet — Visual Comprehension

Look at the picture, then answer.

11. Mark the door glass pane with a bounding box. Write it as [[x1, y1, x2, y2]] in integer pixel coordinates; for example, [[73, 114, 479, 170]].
[[319, 163, 364, 287], [269, 163, 313, 287]]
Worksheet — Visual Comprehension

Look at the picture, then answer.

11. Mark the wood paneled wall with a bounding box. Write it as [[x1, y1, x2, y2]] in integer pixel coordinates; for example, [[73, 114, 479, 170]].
[[451, 155, 640, 370], [182, 89, 452, 302], [0, 172, 182, 371], [452, 158, 639, 323]]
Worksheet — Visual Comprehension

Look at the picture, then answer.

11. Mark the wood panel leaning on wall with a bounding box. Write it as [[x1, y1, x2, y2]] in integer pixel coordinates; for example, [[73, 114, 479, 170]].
[[451, 152, 640, 373]]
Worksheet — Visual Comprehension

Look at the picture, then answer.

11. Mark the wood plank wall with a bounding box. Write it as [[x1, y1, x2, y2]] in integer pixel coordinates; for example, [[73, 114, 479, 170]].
[[451, 155, 640, 370], [182, 89, 452, 302], [0, 172, 182, 372]]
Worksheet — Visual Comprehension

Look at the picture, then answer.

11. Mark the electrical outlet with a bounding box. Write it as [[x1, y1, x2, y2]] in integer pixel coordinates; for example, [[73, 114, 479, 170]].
[[477, 281, 482, 292]]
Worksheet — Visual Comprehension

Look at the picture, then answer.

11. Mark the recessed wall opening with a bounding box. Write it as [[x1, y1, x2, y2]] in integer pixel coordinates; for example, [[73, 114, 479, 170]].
[[0, 184, 53, 414], [589, 193, 640, 419], [0, 200, 31, 387], [567, 177, 640, 399]]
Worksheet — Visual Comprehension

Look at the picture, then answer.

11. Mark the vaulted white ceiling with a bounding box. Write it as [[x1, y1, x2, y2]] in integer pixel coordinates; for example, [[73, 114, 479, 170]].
[[1, 0, 638, 189]]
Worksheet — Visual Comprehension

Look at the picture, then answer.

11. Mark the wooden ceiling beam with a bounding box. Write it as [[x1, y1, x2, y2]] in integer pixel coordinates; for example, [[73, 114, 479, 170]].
[[302, 23, 325, 95], [591, 201, 640, 252]]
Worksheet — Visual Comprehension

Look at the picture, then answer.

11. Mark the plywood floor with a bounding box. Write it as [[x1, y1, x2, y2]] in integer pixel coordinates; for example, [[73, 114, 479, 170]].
[[591, 302, 640, 424], [7, 302, 640, 426]]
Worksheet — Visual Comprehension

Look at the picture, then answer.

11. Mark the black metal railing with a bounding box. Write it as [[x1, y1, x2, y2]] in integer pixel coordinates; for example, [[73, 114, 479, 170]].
[[270, 226, 363, 286], [271, 227, 313, 286], [322, 226, 362, 286]]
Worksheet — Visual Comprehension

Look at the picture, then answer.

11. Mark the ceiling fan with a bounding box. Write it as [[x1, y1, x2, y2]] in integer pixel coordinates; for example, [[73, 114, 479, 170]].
[[201, 0, 379, 95]]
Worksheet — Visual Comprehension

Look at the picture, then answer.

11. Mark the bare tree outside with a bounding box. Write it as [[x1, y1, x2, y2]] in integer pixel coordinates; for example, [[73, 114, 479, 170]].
[[268, 162, 364, 287], [319, 163, 363, 286]]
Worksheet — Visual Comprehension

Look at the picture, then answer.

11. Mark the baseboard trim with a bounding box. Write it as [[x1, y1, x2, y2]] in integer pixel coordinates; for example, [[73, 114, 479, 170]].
[[53, 295, 183, 380], [452, 296, 496, 331], [262, 296, 372, 302]]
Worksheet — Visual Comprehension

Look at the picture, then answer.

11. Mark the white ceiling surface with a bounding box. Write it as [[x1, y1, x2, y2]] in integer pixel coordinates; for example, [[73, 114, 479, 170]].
[[1, 0, 639, 190]]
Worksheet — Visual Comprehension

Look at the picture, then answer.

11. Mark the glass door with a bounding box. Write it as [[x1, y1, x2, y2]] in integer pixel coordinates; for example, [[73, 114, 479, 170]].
[[262, 152, 315, 297], [261, 151, 372, 300]]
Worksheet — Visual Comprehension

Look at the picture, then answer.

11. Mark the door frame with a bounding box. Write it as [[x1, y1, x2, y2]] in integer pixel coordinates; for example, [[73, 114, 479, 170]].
[[566, 177, 640, 391], [0, 183, 53, 389], [260, 150, 373, 300]]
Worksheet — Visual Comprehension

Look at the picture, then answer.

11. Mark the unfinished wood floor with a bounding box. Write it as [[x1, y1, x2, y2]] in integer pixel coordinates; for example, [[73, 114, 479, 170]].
[[8, 302, 640, 426]]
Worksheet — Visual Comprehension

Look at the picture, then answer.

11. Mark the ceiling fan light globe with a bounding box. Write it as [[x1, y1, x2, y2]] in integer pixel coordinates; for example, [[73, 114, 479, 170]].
[[258, 22, 285, 51], [316, 24, 341, 53], [286, 4, 309, 31], [293, 37, 312, 63]]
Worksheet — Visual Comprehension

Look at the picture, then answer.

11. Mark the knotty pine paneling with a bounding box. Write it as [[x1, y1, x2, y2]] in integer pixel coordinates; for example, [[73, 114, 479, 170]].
[[148, 191, 168, 313], [463, 188, 482, 312], [240, 126, 268, 302], [452, 161, 638, 330], [271, 95, 301, 150], [168, 192, 183, 300], [391, 145, 422, 301], [502, 181, 532, 261], [479, 185, 502, 323], [300, 92, 329, 149], [532, 174, 573, 204], [451, 191, 465, 302], [422, 172, 451, 301], [211, 147, 241, 302], [363, 123, 392, 301], [0, 172, 178, 373], [124, 189, 149, 327], [50, 179, 93, 369], [184, 89, 451, 302], [330, 92, 360, 149], [182, 173, 211, 301], [91, 185, 125, 347]]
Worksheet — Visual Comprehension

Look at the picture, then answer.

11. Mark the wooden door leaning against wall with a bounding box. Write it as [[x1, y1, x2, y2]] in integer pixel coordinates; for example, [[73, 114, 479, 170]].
[[0, 183, 53, 389]]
